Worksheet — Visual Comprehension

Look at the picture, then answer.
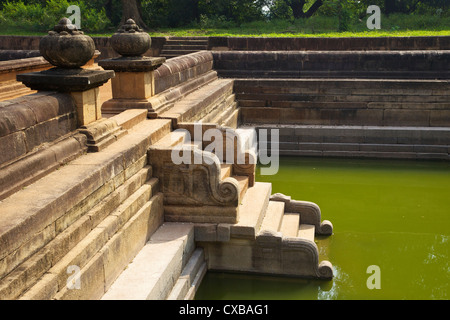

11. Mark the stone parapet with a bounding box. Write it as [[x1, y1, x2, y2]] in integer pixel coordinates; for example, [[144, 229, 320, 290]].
[[154, 51, 214, 94], [0, 92, 77, 167]]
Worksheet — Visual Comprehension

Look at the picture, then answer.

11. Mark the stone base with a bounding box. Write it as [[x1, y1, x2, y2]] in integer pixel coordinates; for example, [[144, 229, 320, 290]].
[[17, 67, 114, 92], [99, 56, 166, 73]]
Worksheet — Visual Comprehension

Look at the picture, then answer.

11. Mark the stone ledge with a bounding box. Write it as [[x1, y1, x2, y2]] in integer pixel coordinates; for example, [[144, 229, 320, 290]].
[[0, 133, 87, 201], [101, 222, 194, 300], [17, 68, 114, 92], [99, 56, 166, 72]]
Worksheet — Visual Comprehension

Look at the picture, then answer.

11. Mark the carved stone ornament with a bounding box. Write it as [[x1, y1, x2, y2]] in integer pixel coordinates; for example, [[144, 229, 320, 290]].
[[39, 18, 95, 68], [110, 19, 152, 57]]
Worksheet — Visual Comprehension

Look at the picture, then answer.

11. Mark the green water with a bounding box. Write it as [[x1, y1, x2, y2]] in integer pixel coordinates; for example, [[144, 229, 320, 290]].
[[196, 157, 450, 300]]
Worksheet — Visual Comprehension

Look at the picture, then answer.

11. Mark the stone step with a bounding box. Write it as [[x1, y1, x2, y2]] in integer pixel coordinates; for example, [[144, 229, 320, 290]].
[[200, 93, 236, 124], [110, 109, 148, 131], [254, 124, 450, 146], [184, 260, 207, 300], [279, 213, 300, 238], [274, 149, 449, 160], [233, 175, 249, 202], [19, 185, 163, 300], [182, 140, 203, 151], [161, 49, 205, 54], [234, 80, 450, 96], [220, 164, 232, 180], [208, 99, 238, 128], [0, 166, 156, 300], [164, 54, 185, 59], [165, 39, 208, 45], [161, 50, 205, 58], [152, 130, 188, 148], [298, 224, 315, 243], [166, 248, 206, 300], [151, 70, 218, 115], [0, 82, 34, 101], [259, 201, 285, 234], [163, 45, 208, 51], [266, 142, 450, 153], [221, 108, 239, 129], [230, 182, 271, 239], [160, 79, 234, 126], [0, 120, 171, 296], [101, 222, 195, 300]]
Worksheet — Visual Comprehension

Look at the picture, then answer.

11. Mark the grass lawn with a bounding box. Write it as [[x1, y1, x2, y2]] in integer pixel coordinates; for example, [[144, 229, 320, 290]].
[[148, 29, 450, 38], [1, 15, 449, 38]]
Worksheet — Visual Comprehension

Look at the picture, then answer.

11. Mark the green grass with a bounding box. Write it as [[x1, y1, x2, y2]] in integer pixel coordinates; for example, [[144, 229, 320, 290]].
[[149, 14, 450, 37], [1, 14, 448, 38], [148, 29, 450, 38]]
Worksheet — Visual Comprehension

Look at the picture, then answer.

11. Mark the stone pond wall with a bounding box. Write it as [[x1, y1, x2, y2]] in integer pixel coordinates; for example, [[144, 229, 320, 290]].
[[211, 50, 450, 160]]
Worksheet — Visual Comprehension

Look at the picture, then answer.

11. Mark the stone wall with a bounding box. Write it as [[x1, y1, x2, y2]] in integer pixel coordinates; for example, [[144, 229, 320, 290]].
[[2, 35, 449, 61], [209, 36, 450, 51], [0, 92, 86, 200], [0, 50, 41, 61], [212, 50, 450, 79], [236, 78, 450, 127], [213, 50, 450, 160]]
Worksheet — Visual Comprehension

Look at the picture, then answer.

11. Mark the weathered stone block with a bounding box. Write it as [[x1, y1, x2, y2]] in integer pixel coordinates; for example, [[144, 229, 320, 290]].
[[111, 71, 153, 99], [70, 87, 101, 126], [383, 109, 430, 127], [0, 131, 27, 166]]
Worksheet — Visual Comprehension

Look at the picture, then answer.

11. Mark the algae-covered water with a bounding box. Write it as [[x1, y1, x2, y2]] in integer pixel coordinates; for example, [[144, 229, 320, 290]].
[[196, 157, 450, 300]]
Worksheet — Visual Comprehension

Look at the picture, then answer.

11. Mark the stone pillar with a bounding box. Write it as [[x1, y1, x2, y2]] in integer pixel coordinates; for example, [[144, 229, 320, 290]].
[[17, 18, 114, 127], [98, 19, 165, 117]]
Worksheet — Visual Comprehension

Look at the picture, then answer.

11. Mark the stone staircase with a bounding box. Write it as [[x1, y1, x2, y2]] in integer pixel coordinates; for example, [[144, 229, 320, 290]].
[[149, 51, 239, 129], [0, 114, 172, 300], [159, 78, 238, 128], [160, 37, 209, 59], [101, 222, 207, 300], [99, 125, 333, 300], [201, 179, 333, 279], [255, 124, 450, 160], [145, 125, 333, 288], [235, 77, 450, 160]]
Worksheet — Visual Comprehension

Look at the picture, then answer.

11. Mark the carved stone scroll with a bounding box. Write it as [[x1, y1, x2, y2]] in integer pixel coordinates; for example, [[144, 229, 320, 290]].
[[270, 193, 333, 236]]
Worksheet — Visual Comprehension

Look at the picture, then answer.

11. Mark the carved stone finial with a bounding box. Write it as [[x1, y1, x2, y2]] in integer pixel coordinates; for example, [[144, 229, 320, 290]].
[[110, 18, 151, 57], [117, 18, 144, 33], [39, 17, 95, 68]]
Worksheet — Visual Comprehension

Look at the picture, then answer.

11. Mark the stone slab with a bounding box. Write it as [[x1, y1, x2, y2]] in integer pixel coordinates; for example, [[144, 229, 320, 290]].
[[17, 68, 114, 92], [101, 223, 194, 300], [99, 57, 166, 72]]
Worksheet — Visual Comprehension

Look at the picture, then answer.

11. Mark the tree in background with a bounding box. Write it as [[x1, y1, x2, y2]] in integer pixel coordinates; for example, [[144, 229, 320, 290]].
[[0, 0, 112, 33], [119, 0, 149, 29], [286, 0, 323, 19], [0, 0, 448, 31]]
